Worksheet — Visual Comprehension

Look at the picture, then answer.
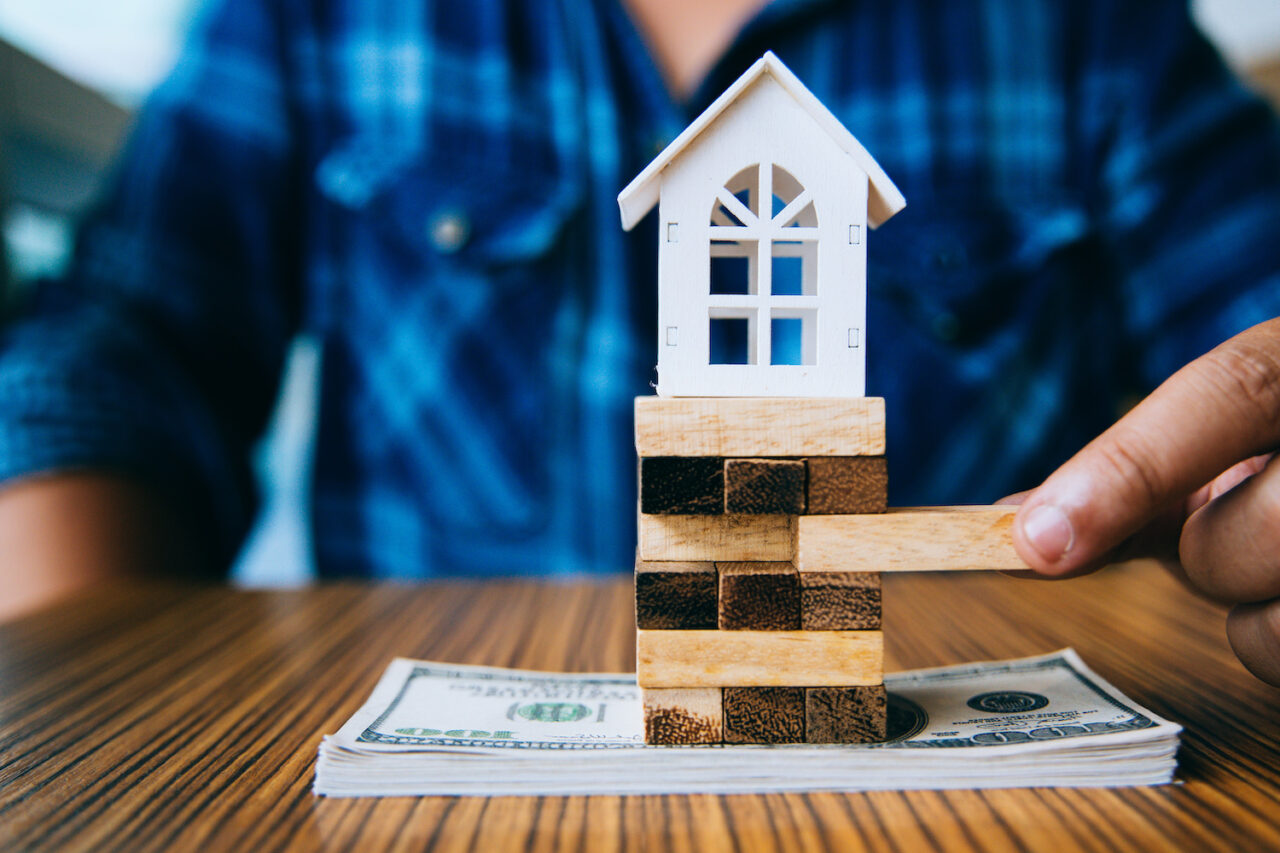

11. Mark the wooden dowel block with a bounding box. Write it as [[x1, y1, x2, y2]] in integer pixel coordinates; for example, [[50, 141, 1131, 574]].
[[636, 629, 883, 688], [635, 396, 886, 458], [638, 513, 795, 562], [717, 562, 800, 630], [805, 685, 888, 744], [723, 687, 805, 744], [796, 506, 1027, 573], [639, 457, 724, 515], [635, 560, 717, 630], [723, 459, 806, 515], [800, 571, 881, 630], [806, 457, 887, 515], [643, 687, 723, 744]]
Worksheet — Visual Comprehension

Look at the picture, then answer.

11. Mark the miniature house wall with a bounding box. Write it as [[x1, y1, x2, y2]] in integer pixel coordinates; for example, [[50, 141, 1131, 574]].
[[619, 52, 905, 398]]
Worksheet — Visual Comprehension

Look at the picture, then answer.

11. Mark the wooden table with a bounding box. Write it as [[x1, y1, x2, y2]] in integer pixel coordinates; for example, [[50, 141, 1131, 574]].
[[1, 562, 1278, 851]]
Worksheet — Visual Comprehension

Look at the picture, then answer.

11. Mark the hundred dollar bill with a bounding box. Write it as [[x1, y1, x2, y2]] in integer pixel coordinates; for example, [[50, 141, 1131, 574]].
[[315, 649, 1180, 796]]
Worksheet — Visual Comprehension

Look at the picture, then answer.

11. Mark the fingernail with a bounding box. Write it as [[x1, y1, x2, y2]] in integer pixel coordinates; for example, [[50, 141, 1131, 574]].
[[1022, 505, 1075, 563]]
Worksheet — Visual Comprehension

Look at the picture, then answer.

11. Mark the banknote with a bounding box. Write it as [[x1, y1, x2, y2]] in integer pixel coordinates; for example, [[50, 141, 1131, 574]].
[[315, 649, 1180, 796]]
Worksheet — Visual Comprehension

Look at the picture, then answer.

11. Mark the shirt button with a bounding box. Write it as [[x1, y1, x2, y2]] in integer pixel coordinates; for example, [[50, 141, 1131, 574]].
[[427, 210, 470, 253]]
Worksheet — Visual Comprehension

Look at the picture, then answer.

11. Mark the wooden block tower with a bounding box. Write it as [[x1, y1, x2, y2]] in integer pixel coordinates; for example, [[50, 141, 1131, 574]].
[[619, 53, 1028, 745]]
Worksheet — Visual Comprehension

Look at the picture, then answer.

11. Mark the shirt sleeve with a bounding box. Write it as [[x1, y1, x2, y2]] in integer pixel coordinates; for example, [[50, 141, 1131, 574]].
[[0, 0, 301, 572], [1093, 1, 1280, 390]]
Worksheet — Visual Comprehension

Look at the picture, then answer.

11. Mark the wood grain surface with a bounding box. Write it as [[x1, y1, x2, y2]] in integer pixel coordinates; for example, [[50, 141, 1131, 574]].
[[797, 507, 1026, 572], [634, 396, 886, 457], [1, 562, 1279, 852]]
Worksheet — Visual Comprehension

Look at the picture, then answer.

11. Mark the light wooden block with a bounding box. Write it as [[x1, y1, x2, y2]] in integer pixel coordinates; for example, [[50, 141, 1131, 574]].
[[643, 687, 723, 745], [806, 456, 887, 514], [806, 685, 887, 743], [723, 459, 806, 514], [639, 457, 724, 515], [797, 506, 1026, 573], [717, 562, 799, 630], [723, 687, 805, 744], [635, 560, 717, 630], [634, 396, 885, 457], [800, 571, 881, 630], [638, 513, 795, 562], [636, 629, 883, 688]]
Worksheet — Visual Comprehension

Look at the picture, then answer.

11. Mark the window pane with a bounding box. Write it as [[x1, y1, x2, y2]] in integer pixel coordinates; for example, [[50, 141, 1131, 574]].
[[770, 317, 804, 365], [710, 314, 754, 364], [711, 240, 757, 294], [771, 255, 803, 296], [770, 309, 817, 365]]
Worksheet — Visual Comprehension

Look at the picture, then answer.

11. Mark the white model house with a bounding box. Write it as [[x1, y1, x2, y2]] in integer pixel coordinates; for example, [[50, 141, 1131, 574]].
[[618, 52, 905, 398]]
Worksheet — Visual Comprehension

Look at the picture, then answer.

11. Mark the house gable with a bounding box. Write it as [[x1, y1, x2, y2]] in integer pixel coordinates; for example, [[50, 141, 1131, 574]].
[[618, 51, 904, 233]]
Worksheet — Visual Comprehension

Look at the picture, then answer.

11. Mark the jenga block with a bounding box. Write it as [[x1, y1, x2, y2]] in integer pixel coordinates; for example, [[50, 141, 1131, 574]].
[[636, 629, 882, 687], [643, 687, 723, 744], [797, 506, 1026, 573], [806, 685, 888, 743], [723, 687, 805, 744], [635, 560, 717, 629], [639, 457, 724, 515], [800, 571, 881, 630], [638, 514, 795, 562], [634, 396, 886, 457], [723, 459, 806, 514], [806, 457, 888, 514], [717, 562, 800, 630]]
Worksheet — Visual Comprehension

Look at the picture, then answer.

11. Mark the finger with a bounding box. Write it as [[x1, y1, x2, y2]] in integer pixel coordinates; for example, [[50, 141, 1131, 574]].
[[1226, 599, 1280, 686], [1180, 454, 1280, 602], [1184, 453, 1274, 517], [1013, 318, 1280, 576]]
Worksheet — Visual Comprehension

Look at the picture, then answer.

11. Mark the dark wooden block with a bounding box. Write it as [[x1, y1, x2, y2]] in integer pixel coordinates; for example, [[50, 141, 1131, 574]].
[[640, 457, 724, 515], [805, 457, 888, 514], [800, 571, 881, 630], [723, 687, 806, 744], [806, 685, 888, 743], [717, 562, 800, 630], [723, 459, 806, 515], [635, 560, 717, 629]]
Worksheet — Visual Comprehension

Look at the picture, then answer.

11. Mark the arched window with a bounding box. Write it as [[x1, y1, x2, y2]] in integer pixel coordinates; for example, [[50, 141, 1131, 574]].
[[708, 163, 818, 367]]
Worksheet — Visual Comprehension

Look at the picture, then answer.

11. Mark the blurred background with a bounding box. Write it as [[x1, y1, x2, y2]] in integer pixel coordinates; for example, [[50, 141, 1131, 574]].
[[3, 0, 1280, 586]]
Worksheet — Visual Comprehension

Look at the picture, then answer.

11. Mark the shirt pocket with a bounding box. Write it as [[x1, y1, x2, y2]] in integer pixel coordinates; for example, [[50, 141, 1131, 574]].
[[315, 135, 584, 270], [870, 197, 1093, 348], [313, 137, 586, 538]]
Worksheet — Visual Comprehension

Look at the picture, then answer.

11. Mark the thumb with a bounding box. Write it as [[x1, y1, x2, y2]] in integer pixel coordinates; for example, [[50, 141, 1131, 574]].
[[1013, 318, 1280, 576]]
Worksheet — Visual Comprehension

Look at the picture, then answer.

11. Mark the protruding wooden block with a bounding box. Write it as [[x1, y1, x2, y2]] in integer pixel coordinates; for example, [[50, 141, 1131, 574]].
[[723, 459, 806, 514], [636, 629, 883, 687], [806, 457, 887, 514], [723, 687, 805, 744], [635, 396, 886, 457], [806, 685, 888, 743], [635, 560, 717, 630], [797, 506, 1026, 573], [639, 457, 724, 515], [800, 571, 881, 630], [643, 687, 723, 744], [638, 513, 795, 562], [717, 562, 800, 630]]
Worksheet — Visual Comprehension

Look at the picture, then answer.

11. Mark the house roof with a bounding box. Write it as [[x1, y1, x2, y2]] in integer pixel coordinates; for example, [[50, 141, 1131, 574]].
[[618, 51, 906, 232]]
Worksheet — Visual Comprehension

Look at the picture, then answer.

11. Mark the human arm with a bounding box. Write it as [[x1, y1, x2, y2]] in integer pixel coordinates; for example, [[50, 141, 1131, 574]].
[[0, 474, 214, 620], [0, 0, 301, 615]]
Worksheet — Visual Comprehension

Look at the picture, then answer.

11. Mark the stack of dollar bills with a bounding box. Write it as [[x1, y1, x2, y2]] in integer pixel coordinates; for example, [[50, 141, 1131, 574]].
[[314, 649, 1180, 797]]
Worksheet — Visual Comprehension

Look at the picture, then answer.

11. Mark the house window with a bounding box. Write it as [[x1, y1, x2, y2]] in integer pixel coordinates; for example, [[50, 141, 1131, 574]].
[[707, 163, 818, 366]]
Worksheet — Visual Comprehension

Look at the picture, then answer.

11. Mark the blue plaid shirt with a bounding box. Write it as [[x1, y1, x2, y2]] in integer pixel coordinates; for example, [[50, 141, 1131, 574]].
[[3, 0, 1280, 579]]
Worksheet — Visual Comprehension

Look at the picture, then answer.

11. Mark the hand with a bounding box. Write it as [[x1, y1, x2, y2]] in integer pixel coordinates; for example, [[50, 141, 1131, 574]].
[[1010, 318, 1280, 685]]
